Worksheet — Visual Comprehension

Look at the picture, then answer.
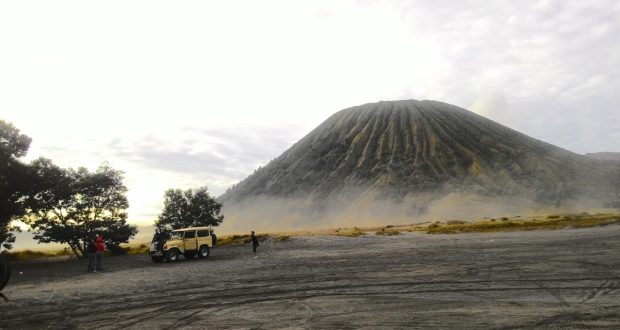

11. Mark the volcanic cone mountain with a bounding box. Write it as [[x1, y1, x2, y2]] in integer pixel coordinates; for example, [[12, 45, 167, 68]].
[[220, 100, 619, 224]]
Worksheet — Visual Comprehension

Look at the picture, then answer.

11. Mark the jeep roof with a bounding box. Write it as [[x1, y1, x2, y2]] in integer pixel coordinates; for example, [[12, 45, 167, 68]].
[[171, 226, 212, 232]]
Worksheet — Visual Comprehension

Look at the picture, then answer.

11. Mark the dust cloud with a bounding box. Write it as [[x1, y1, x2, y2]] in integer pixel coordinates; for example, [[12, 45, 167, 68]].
[[218, 191, 615, 235]]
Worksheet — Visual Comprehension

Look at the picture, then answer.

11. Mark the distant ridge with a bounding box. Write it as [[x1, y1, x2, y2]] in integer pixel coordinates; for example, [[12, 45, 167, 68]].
[[586, 152, 620, 162]]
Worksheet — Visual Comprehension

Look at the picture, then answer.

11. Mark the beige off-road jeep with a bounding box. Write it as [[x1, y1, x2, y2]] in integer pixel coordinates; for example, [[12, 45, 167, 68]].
[[150, 227, 217, 263]]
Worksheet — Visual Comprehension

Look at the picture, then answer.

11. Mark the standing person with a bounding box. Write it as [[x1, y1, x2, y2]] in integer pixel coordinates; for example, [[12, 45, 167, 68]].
[[250, 231, 260, 259], [95, 236, 105, 272], [86, 239, 97, 273]]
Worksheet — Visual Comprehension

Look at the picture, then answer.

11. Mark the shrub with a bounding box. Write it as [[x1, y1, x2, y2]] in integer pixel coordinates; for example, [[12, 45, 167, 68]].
[[107, 244, 129, 255], [376, 227, 400, 236], [447, 220, 467, 225], [428, 222, 442, 230], [126, 244, 150, 255]]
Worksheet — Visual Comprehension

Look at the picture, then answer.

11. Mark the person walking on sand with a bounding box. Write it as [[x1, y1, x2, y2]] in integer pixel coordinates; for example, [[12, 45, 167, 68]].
[[86, 239, 97, 273], [95, 236, 105, 272], [251, 231, 260, 259]]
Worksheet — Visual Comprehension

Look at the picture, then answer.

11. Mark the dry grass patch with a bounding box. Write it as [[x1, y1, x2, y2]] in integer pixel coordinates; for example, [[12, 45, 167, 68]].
[[272, 235, 290, 242], [375, 226, 401, 235], [7, 249, 72, 261], [217, 233, 282, 246], [332, 227, 366, 237], [446, 220, 468, 225], [427, 213, 620, 234], [125, 244, 150, 255]]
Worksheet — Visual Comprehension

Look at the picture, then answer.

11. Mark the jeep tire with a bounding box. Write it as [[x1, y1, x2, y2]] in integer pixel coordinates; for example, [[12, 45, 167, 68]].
[[165, 249, 180, 262], [198, 245, 210, 259]]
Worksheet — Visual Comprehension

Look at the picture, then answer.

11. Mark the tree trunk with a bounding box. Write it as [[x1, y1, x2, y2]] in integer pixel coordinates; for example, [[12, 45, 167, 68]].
[[68, 243, 79, 258], [0, 254, 10, 291], [68, 242, 84, 259], [75, 241, 85, 258]]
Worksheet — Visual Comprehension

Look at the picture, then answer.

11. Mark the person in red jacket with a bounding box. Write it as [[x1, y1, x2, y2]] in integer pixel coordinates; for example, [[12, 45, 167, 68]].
[[95, 236, 105, 272]]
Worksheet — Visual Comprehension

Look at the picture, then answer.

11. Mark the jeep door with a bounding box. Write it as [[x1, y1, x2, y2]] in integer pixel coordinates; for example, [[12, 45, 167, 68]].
[[183, 230, 198, 251], [197, 229, 212, 247]]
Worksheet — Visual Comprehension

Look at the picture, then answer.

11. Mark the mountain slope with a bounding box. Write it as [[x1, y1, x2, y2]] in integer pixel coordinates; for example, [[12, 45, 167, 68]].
[[220, 100, 618, 210]]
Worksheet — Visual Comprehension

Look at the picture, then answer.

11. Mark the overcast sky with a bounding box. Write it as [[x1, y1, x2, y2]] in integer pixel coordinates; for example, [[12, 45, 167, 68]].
[[1, 0, 619, 225]]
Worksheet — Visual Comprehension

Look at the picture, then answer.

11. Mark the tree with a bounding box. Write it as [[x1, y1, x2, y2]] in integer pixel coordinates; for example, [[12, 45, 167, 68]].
[[0, 120, 33, 250], [25, 161, 138, 257], [155, 187, 224, 231]]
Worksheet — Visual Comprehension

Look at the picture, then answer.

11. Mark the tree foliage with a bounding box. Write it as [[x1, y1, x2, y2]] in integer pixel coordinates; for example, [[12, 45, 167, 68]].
[[25, 161, 137, 257], [0, 120, 33, 249], [155, 187, 224, 231]]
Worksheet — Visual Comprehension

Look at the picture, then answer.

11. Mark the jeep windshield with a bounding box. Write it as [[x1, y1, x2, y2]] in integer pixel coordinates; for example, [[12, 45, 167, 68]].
[[170, 231, 184, 240]]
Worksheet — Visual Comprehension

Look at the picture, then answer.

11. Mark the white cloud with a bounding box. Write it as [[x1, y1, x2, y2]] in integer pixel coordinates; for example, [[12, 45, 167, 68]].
[[469, 92, 507, 119], [1, 0, 618, 225]]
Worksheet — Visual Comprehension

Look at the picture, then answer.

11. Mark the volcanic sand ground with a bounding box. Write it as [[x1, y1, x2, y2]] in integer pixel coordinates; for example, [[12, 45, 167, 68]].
[[2, 225, 620, 329]]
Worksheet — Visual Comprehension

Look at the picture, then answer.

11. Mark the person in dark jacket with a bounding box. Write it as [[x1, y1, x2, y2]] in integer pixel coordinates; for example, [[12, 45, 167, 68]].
[[86, 239, 97, 273], [152, 229, 167, 252], [250, 231, 260, 259], [95, 236, 105, 272]]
